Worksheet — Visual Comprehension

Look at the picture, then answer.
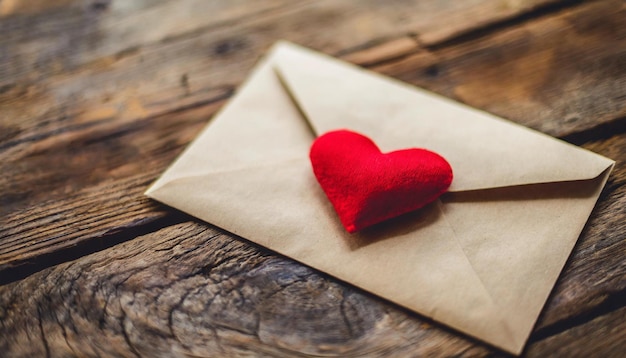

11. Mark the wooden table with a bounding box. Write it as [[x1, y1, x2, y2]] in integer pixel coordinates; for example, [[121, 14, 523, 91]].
[[1, 1, 624, 356]]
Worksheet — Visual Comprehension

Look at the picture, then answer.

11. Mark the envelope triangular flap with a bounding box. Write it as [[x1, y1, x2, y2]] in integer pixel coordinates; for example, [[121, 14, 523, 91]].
[[272, 42, 614, 192], [146, 48, 315, 195]]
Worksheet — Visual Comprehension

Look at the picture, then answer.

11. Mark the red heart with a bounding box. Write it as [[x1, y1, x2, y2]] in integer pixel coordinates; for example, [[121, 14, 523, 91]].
[[310, 130, 453, 233]]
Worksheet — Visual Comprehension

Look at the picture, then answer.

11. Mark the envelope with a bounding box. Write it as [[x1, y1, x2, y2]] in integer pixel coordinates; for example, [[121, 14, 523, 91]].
[[145, 41, 614, 355]]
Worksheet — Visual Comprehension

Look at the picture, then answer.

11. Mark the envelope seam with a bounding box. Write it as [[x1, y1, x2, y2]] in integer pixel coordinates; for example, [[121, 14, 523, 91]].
[[436, 200, 520, 350]]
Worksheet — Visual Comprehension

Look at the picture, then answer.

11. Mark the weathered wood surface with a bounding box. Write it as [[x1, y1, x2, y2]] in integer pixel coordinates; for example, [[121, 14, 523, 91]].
[[1, 0, 625, 356]]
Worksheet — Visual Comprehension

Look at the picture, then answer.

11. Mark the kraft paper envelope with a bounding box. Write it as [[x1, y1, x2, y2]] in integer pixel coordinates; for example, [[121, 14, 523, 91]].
[[146, 41, 614, 354]]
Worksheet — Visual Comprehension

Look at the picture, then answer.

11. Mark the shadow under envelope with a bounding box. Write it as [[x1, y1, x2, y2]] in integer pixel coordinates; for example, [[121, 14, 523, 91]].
[[344, 202, 443, 251]]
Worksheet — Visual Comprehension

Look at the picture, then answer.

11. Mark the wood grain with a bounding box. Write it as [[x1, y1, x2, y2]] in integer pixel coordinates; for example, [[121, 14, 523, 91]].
[[0, 102, 223, 274], [371, 0, 626, 137], [0, 0, 569, 87], [0, 0, 298, 85]]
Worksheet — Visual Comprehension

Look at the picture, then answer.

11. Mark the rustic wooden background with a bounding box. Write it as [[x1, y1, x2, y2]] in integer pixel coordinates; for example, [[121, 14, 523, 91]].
[[1, 0, 624, 356]]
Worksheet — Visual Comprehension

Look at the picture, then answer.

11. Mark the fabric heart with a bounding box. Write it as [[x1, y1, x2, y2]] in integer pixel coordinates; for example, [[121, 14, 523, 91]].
[[310, 130, 453, 233]]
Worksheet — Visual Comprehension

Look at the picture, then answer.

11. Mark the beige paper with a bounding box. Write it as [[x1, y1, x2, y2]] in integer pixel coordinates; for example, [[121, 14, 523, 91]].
[[146, 41, 614, 355]]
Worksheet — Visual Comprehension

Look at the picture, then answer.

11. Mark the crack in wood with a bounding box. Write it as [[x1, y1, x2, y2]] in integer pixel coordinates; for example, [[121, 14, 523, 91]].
[[530, 287, 626, 342], [118, 304, 141, 358], [561, 115, 626, 145], [0, 212, 190, 285], [0, 117, 109, 152], [36, 305, 51, 358], [423, 0, 587, 50]]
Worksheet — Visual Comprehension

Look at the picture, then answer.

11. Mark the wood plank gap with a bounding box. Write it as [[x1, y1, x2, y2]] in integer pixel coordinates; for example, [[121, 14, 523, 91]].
[[0, 211, 192, 286], [561, 115, 626, 146], [0, 86, 231, 155], [334, 36, 419, 59], [529, 286, 626, 344], [422, 0, 587, 49], [1, 171, 157, 233], [0, 117, 111, 152], [0, 201, 150, 256], [341, 39, 424, 69]]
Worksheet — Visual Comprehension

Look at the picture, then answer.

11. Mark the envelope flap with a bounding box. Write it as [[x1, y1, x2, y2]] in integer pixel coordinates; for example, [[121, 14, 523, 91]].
[[146, 46, 314, 195], [273, 42, 614, 191]]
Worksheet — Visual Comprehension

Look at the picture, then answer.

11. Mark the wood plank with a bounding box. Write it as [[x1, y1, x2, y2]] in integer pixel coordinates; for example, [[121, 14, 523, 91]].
[[0, 0, 300, 86], [0, 0, 569, 86], [0, 86, 228, 216], [0, 132, 624, 356], [370, 0, 626, 137], [526, 305, 626, 357], [0, 0, 299, 147], [0, 102, 222, 273]]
